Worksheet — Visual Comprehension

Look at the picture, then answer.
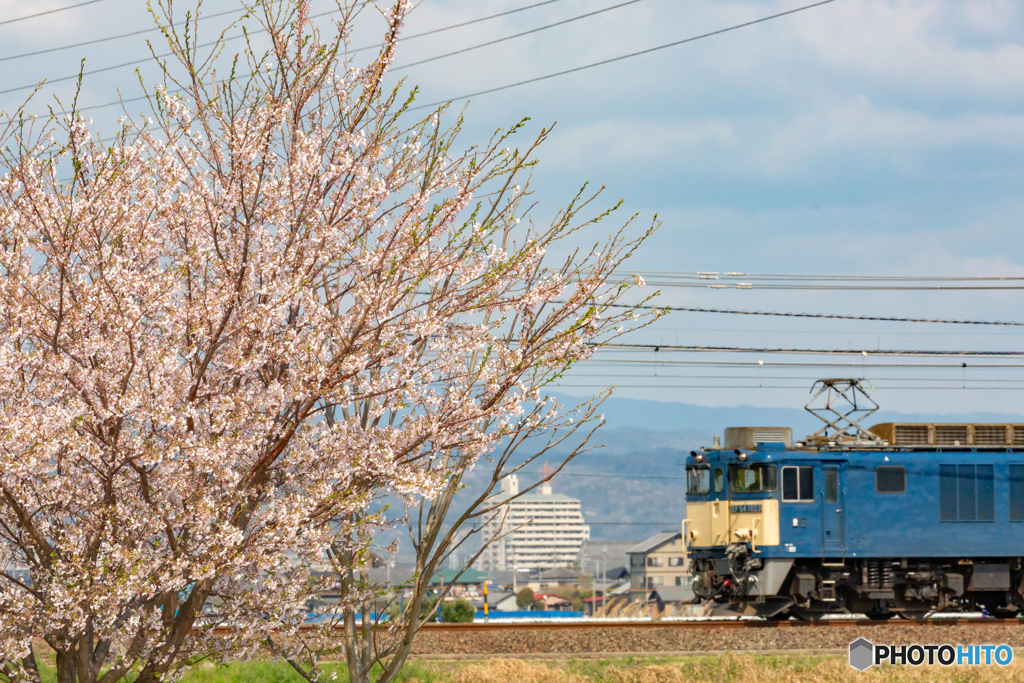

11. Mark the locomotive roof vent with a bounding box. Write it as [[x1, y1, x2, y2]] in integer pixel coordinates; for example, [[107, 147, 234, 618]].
[[724, 426, 793, 450], [870, 423, 1024, 448]]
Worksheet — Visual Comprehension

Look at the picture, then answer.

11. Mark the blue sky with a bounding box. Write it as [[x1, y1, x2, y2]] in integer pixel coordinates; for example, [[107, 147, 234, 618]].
[[3, 0, 1024, 415]]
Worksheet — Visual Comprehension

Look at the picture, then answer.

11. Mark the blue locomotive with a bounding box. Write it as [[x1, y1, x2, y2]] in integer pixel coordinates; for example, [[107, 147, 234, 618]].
[[684, 380, 1024, 620]]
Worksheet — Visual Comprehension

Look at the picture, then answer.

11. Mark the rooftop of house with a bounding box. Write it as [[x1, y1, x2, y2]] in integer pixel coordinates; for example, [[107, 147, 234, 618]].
[[627, 531, 682, 556], [427, 567, 488, 585], [539, 567, 579, 580]]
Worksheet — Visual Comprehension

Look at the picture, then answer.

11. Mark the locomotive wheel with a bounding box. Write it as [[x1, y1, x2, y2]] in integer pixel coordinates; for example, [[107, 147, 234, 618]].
[[793, 610, 826, 622], [898, 611, 929, 621], [865, 611, 894, 620]]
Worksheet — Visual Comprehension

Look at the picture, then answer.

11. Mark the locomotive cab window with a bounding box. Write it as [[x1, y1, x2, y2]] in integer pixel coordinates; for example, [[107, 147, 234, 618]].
[[876, 466, 906, 493], [782, 466, 814, 502], [729, 464, 777, 493], [686, 466, 710, 495], [713, 468, 725, 493]]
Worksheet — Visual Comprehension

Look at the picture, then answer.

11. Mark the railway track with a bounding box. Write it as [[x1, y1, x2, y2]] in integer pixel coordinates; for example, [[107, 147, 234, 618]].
[[418, 617, 1024, 631]]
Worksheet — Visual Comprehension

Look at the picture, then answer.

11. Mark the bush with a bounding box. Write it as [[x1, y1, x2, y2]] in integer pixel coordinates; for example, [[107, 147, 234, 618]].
[[516, 587, 535, 609], [419, 596, 442, 622], [532, 599, 546, 612], [442, 598, 475, 623]]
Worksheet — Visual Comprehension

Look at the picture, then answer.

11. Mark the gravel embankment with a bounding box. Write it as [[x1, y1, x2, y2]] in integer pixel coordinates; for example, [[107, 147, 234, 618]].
[[411, 623, 1024, 657]]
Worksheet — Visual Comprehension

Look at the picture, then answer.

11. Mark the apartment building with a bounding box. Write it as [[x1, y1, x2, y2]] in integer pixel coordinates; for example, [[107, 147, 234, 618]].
[[627, 531, 690, 595], [477, 475, 590, 571]]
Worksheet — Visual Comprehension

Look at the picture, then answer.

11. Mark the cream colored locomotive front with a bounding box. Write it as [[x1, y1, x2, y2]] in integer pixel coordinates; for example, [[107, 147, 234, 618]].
[[684, 500, 780, 549]]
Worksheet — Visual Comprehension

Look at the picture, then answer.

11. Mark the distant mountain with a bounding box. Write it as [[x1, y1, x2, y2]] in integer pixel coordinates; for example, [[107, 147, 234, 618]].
[[553, 392, 1024, 442]]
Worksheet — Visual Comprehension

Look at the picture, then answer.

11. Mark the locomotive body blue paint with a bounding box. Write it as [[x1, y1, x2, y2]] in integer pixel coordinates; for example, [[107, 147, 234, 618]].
[[686, 438, 1024, 617], [687, 444, 1024, 559]]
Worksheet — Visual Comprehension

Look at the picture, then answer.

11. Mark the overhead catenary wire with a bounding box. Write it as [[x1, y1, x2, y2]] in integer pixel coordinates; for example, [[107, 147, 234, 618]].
[[553, 383, 1024, 390], [607, 281, 1024, 291], [593, 302, 1024, 327], [596, 344, 1024, 358], [411, 0, 839, 110], [563, 373, 1024, 383], [629, 270, 1024, 282], [602, 270, 1024, 290], [581, 358, 1024, 368]]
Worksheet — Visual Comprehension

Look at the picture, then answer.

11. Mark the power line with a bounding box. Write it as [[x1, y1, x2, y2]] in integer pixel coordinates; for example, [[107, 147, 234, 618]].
[[598, 302, 1024, 327], [394, 0, 645, 70], [399, 0, 569, 39], [0, 0, 109, 27], [0, 7, 343, 97], [412, 0, 839, 110], [8, 0, 573, 107], [0, 5, 247, 63], [55, 0, 572, 115]]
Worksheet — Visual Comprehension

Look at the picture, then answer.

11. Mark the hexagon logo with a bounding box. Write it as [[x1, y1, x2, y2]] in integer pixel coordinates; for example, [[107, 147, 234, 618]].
[[849, 637, 874, 671]]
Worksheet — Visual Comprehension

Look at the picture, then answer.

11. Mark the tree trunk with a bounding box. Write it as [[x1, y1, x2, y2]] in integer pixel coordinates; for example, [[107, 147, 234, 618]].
[[55, 650, 77, 683]]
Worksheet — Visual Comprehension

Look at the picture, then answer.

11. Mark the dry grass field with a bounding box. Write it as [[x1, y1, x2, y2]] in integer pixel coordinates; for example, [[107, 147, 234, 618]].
[[443, 654, 1024, 683]]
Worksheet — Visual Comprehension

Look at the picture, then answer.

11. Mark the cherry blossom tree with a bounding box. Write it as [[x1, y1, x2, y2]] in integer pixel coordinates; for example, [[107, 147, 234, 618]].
[[0, 2, 658, 683]]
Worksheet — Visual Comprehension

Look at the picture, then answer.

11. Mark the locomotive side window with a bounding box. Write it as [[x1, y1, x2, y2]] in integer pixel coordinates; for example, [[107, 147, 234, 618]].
[[729, 464, 777, 493], [713, 468, 725, 493], [687, 466, 710, 494], [782, 466, 814, 502], [1011, 465, 1024, 521], [875, 466, 906, 493], [939, 463, 995, 522], [977, 465, 995, 522]]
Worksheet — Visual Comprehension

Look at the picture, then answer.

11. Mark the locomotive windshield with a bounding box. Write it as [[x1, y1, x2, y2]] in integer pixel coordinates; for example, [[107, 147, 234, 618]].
[[729, 463, 778, 493], [686, 466, 710, 494]]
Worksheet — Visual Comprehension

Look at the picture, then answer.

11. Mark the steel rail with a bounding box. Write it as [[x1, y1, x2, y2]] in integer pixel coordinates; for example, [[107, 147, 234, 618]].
[[205, 617, 1024, 636], [409, 618, 1024, 632]]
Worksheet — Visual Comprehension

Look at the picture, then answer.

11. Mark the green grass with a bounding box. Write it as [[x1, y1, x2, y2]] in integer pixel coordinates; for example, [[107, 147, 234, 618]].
[[34, 659, 453, 683], [29, 653, 1024, 683]]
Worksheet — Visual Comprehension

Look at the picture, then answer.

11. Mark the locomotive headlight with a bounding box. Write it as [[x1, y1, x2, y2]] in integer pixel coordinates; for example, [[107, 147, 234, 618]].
[[734, 449, 747, 461], [690, 450, 704, 462]]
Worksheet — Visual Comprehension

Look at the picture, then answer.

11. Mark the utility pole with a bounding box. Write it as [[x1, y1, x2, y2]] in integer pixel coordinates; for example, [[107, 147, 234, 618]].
[[512, 561, 517, 597], [602, 545, 608, 617], [437, 577, 443, 623]]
